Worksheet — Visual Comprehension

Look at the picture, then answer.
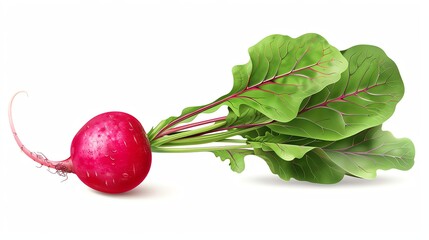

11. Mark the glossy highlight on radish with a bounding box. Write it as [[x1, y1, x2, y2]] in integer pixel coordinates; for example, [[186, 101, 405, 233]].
[[9, 92, 151, 194]]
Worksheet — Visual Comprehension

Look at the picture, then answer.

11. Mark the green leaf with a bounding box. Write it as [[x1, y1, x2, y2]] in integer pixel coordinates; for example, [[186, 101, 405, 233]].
[[250, 126, 415, 183], [305, 126, 415, 179], [254, 148, 345, 183], [250, 142, 315, 161], [224, 106, 271, 127], [244, 126, 290, 143], [268, 45, 404, 140], [225, 33, 347, 123], [212, 149, 253, 173]]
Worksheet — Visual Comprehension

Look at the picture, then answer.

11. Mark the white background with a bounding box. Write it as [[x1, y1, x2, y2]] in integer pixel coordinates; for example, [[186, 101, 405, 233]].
[[0, 0, 427, 239]]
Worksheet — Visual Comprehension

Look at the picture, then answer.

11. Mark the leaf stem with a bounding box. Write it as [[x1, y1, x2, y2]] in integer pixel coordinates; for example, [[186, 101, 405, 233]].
[[157, 116, 227, 138], [153, 96, 234, 139], [151, 121, 227, 147], [166, 126, 260, 146], [152, 144, 252, 153], [205, 121, 274, 134], [162, 138, 248, 147], [217, 139, 248, 144]]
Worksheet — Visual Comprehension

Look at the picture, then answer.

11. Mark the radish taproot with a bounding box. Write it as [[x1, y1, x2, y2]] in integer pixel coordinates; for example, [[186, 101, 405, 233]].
[[9, 93, 151, 194], [9, 34, 415, 194]]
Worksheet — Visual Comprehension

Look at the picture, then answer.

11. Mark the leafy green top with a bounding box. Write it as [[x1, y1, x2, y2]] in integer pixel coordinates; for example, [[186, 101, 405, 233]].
[[149, 33, 414, 185]]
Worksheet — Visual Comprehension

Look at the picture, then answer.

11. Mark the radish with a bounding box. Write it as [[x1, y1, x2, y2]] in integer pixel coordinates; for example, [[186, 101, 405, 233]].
[[8, 34, 415, 194], [9, 93, 151, 194]]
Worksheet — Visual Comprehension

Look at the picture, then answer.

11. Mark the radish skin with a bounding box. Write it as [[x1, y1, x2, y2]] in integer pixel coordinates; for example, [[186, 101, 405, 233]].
[[71, 111, 151, 193], [9, 92, 152, 194]]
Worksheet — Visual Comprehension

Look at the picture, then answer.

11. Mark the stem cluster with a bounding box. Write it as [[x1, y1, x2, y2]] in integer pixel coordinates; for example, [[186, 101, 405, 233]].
[[150, 106, 266, 153]]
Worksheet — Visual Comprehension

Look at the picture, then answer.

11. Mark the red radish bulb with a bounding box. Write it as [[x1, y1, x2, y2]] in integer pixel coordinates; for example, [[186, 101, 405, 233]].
[[71, 112, 152, 193], [9, 93, 152, 194]]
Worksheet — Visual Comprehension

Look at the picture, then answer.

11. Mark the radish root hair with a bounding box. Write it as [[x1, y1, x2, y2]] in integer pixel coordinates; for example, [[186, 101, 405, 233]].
[[9, 91, 74, 180]]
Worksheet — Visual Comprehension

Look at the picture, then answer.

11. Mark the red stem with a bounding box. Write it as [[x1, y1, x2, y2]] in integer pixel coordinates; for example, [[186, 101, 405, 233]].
[[157, 116, 227, 138], [9, 92, 73, 173], [153, 96, 234, 139], [208, 121, 273, 134], [184, 121, 274, 139]]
